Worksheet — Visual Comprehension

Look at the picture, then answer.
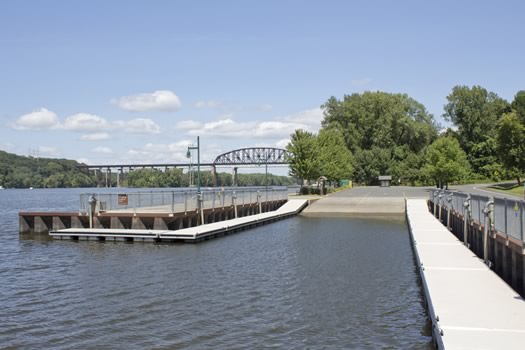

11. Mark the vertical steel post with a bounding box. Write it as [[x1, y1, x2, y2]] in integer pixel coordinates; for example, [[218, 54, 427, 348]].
[[200, 192, 204, 225], [463, 195, 471, 245], [433, 191, 438, 217], [504, 198, 508, 235], [483, 197, 494, 264], [233, 191, 238, 218], [447, 193, 452, 230], [438, 191, 443, 222], [171, 191, 175, 215], [133, 193, 137, 216], [520, 201, 525, 243]]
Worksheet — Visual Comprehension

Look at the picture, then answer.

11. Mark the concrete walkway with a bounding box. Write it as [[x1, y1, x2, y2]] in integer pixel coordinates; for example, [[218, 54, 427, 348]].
[[407, 199, 525, 349], [301, 186, 431, 216]]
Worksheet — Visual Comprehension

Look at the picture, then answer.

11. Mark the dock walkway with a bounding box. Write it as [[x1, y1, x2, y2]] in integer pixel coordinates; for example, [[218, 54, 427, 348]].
[[407, 199, 525, 349], [50, 199, 307, 243]]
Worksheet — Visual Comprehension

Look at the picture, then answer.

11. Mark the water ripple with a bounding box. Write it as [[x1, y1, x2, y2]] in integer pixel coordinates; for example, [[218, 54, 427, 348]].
[[0, 189, 434, 349]]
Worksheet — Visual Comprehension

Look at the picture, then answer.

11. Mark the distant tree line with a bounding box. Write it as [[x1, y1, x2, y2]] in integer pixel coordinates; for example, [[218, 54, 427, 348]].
[[125, 168, 295, 188], [0, 151, 94, 188], [0, 150, 296, 188], [287, 87, 525, 187]]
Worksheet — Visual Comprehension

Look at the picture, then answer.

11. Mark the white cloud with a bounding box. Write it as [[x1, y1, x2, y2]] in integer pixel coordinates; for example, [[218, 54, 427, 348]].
[[61, 113, 109, 131], [77, 158, 90, 164], [113, 90, 181, 112], [185, 118, 253, 138], [176, 120, 203, 130], [283, 108, 324, 129], [351, 78, 372, 86], [11, 110, 162, 137], [194, 100, 222, 109], [91, 147, 113, 154], [179, 108, 323, 139], [276, 138, 290, 149], [80, 132, 111, 141], [126, 141, 193, 163], [11, 108, 60, 130], [114, 118, 161, 134], [37, 146, 60, 157], [0, 143, 13, 152], [254, 121, 304, 138]]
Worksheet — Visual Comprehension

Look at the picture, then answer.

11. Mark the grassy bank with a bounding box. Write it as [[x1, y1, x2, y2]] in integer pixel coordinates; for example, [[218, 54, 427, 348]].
[[486, 183, 525, 198]]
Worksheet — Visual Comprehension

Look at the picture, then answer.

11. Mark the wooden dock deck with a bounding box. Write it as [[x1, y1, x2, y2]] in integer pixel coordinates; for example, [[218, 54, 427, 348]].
[[50, 199, 308, 243], [406, 199, 525, 349]]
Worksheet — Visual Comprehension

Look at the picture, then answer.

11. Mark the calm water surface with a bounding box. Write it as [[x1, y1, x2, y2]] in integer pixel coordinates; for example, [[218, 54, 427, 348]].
[[0, 188, 433, 349]]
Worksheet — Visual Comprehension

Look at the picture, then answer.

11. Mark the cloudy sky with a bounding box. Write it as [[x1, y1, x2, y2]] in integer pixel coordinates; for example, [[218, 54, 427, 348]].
[[1, 0, 524, 173]]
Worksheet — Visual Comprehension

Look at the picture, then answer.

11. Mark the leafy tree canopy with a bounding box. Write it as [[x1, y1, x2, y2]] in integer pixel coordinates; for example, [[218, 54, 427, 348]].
[[321, 91, 438, 153], [496, 111, 525, 184], [443, 85, 509, 174], [286, 129, 321, 185], [423, 136, 470, 188]]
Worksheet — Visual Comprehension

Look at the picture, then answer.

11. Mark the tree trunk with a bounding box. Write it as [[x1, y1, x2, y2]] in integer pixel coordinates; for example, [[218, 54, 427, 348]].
[[517, 176, 521, 186]]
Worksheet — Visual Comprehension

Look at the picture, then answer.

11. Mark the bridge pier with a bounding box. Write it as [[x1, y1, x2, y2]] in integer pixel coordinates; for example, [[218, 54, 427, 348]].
[[211, 165, 217, 187], [233, 167, 238, 186]]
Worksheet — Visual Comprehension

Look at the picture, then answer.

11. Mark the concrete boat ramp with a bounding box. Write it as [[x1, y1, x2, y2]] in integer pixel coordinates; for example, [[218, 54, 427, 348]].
[[50, 199, 308, 243], [407, 199, 525, 349]]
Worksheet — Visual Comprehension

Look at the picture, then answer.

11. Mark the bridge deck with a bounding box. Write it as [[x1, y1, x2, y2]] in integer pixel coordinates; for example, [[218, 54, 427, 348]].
[[407, 199, 525, 349], [50, 199, 307, 242]]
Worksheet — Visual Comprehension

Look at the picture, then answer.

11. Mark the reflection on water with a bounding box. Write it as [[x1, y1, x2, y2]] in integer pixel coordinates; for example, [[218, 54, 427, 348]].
[[0, 188, 434, 349]]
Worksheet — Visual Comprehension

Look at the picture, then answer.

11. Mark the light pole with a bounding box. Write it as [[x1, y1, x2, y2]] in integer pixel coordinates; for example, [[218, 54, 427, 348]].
[[187, 136, 202, 224], [186, 136, 201, 193]]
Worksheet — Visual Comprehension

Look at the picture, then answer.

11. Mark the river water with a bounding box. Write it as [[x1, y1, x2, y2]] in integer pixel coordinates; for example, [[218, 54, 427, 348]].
[[1, 188, 434, 349]]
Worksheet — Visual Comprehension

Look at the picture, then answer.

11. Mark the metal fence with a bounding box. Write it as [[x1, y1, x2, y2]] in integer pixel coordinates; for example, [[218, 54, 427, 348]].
[[430, 190, 525, 240], [80, 187, 288, 215]]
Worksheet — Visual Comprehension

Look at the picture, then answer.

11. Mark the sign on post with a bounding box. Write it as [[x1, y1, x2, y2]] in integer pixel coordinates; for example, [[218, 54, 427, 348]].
[[118, 194, 128, 206]]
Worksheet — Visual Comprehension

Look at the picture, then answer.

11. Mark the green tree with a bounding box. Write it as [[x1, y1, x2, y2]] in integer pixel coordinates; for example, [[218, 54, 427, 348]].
[[511, 90, 525, 122], [322, 91, 437, 153], [423, 137, 470, 188], [496, 112, 525, 185], [353, 147, 392, 185], [317, 129, 354, 182], [443, 85, 509, 175], [321, 91, 437, 184], [286, 129, 320, 187]]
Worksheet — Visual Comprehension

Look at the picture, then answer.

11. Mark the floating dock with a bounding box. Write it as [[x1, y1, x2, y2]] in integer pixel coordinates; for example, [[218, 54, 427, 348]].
[[50, 199, 307, 243], [406, 199, 525, 349]]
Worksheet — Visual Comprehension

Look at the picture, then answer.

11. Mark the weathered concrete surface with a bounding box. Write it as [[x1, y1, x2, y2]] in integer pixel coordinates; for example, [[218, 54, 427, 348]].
[[301, 197, 405, 216], [301, 186, 430, 217]]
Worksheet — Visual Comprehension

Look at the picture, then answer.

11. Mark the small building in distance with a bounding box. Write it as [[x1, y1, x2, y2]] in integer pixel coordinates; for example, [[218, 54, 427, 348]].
[[378, 175, 392, 187]]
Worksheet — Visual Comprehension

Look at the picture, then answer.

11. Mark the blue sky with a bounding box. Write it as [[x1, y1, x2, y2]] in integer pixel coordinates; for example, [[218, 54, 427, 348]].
[[1, 0, 524, 173]]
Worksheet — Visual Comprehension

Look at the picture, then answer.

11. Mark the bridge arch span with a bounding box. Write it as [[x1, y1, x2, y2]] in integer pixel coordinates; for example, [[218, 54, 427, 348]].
[[213, 147, 292, 165]]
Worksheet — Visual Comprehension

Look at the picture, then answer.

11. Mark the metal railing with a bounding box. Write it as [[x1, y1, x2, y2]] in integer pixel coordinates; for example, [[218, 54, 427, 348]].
[[80, 187, 288, 215], [430, 190, 525, 241]]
